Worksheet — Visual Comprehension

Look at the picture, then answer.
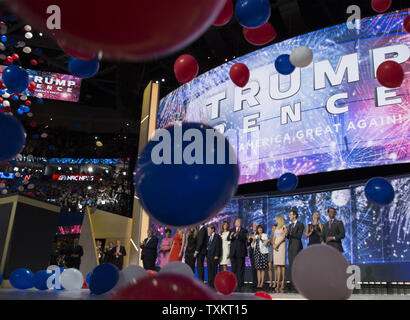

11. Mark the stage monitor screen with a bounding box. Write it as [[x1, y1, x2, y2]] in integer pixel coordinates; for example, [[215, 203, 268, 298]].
[[158, 10, 410, 185]]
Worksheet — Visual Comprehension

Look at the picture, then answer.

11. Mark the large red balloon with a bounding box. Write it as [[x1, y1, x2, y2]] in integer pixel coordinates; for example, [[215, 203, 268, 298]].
[[243, 22, 277, 46], [174, 54, 199, 84], [229, 63, 250, 87], [214, 271, 237, 295], [376, 61, 404, 88], [371, 0, 392, 13], [213, 0, 233, 26], [110, 273, 219, 300], [57, 39, 95, 61], [404, 15, 410, 33], [5, 0, 226, 61]]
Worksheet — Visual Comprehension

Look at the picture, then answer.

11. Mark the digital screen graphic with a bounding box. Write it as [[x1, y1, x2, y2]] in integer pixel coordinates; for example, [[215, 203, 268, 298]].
[[158, 10, 410, 185], [151, 175, 410, 266]]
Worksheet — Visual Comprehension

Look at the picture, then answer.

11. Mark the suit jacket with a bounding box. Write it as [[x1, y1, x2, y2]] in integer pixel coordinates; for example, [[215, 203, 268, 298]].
[[321, 219, 345, 252], [195, 226, 208, 256], [141, 236, 159, 261], [248, 231, 256, 259], [286, 220, 304, 253], [206, 233, 222, 260], [229, 227, 248, 258], [66, 244, 83, 263], [252, 233, 269, 254], [111, 245, 126, 264]]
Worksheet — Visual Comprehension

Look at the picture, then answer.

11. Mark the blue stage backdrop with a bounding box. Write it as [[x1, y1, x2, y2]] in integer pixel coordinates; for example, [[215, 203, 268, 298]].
[[151, 175, 410, 266]]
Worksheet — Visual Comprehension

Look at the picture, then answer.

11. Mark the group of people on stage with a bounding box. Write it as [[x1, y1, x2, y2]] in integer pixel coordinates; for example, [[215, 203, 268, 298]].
[[140, 207, 345, 292], [96, 239, 127, 270]]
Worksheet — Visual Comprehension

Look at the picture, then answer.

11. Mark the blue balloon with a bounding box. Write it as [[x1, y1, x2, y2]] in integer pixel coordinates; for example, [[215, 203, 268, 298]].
[[275, 54, 295, 75], [0, 103, 3, 108], [68, 57, 99, 78], [23, 106, 30, 113], [365, 177, 395, 206], [86, 271, 92, 287], [277, 172, 298, 192], [89, 263, 119, 295], [37, 98, 44, 104], [0, 89, 5, 95], [0, 113, 26, 162], [134, 122, 239, 227], [1, 35, 7, 42], [2, 64, 29, 93], [33, 270, 51, 290], [49, 145, 55, 150], [10, 268, 34, 289], [235, 0, 271, 28], [33, 134, 39, 139], [17, 108, 24, 115], [12, 95, 19, 101], [0, 273, 3, 286]]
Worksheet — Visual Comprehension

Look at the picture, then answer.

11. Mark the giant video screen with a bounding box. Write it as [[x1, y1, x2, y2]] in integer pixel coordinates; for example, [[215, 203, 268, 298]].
[[158, 10, 410, 185]]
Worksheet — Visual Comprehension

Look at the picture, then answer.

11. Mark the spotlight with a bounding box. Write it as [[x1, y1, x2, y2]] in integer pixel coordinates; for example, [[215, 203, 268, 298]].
[[87, 186, 92, 190], [57, 167, 61, 170], [69, 167, 72, 171], [88, 167, 93, 173], [161, 78, 165, 82]]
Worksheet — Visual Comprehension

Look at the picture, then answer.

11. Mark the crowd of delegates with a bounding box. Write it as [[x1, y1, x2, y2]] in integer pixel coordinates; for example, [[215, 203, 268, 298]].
[[1, 169, 132, 216], [140, 207, 345, 292]]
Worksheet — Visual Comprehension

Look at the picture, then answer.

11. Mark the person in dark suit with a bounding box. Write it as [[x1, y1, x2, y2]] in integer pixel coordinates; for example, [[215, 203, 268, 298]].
[[229, 218, 248, 290], [111, 239, 126, 270], [66, 237, 84, 270], [286, 209, 304, 284], [321, 207, 345, 252], [104, 242, 114, 264], [206, 225, 222, 288], [194, 224, 208, 282], [247, 222, 259, 290], [140, 229, 159, 271]]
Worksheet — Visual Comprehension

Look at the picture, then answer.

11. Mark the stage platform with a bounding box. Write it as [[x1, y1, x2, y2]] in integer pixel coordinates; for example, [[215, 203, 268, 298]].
[[0, 286, 408, 300]]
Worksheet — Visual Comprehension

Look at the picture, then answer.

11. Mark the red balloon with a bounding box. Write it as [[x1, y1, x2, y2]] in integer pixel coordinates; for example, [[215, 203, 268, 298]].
[[57, 39, 95, 61], [376, 61, 404, 88], [146, 270, 157, 276], [214, 271, 237, 295], [12, 53, 19, 60], [174, 54, 199, 84], [110, 273, 219, 300], [6, 56, 13, 63], [213, 0, 233, 26], [30, 121, 36, 127], [0, 97, 3, 103], [6, 0, 226, 61], [371, 0, 392, 13], [404, 15, 410, 33], [25, 100, 31, 106], [30, 59, 38, 66], [29, 81, 36, 88], [254, 291, 272, 300], [229, 63, 250, 87], [243, 22, 277, 46]]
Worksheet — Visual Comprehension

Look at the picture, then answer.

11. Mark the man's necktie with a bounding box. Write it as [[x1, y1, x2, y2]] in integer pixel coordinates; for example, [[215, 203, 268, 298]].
[[329, 220, 333, 229]]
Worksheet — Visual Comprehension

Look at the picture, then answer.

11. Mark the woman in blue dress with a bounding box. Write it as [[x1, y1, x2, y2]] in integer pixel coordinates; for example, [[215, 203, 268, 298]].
[[305, 212, 322, 245]]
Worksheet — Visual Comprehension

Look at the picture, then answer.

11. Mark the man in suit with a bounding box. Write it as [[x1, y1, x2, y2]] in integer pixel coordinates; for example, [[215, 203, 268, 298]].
[[286, 209, 304, 284], [206, 225, 222, 288], [140, 229, 159, 271], [66, 237, 84, 270], [247, 222, 259, 289], [229, 218, 248, 290], [112, 239, 126, 270], [321, 207, 345, 252], [194, 225, 208, 282]]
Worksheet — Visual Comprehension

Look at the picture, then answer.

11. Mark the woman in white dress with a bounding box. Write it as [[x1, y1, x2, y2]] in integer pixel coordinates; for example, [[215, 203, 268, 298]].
[[219, 221, 231, 271]]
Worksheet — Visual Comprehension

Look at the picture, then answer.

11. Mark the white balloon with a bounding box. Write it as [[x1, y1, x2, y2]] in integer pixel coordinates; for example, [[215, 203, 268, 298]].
[[47, 265, 59, 271], [114, 265, 147, 291], [3, 101, 10, 108], [23, 46, 32, 54], [20, 95, 28, 101], [25, 32, 33, 39], [27, 183, 35, 189], [37, 93, 43, 98], [290, 46, 313, 68], [24, 25, 32, 32], [27, 112, 33, 117], [17, 186, 25, 192], [60, 268, 84, 291], [0, 42, 5, 51], [2, 93, 10, 98], [16, 41, 26, 48], [41, 133, 48, 138], [292, 244, 352, 300], [159, 262, 194, 278], [0, 54, 6, 60], [1, 189, 7, 195], [15, 172, 21, 178]]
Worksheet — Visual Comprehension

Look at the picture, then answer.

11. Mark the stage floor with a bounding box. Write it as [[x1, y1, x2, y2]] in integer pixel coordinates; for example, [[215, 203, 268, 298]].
[[0, 288, 409, 300]]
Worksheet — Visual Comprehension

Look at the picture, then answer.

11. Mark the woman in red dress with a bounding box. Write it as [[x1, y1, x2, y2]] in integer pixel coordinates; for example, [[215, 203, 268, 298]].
[[170, 229, 186, 262]]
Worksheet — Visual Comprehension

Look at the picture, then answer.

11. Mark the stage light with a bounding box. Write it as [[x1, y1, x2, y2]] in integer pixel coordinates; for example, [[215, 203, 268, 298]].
[[69, 167, 72, 171], [123, 172, 126, 176], [88, 166, 93, 172], [58, 167, 61, 170], [161, 78, 165, 82], [78, 204, 83, 209], [87, 186, 92, 190], [101, 200, 106, 205], [105, 169, 109, 173]]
